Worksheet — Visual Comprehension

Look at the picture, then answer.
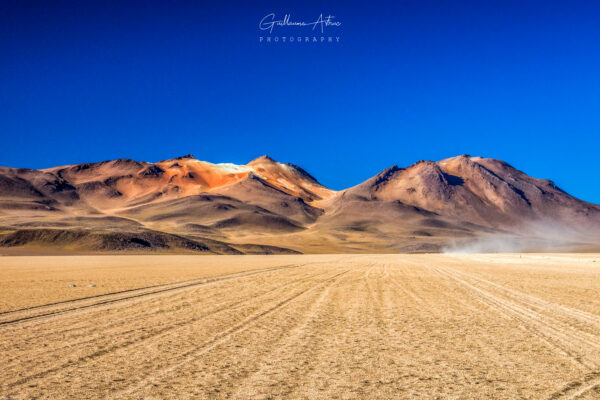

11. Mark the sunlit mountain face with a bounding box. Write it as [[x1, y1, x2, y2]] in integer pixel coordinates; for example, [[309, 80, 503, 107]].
[[1, 154, 599, 254]]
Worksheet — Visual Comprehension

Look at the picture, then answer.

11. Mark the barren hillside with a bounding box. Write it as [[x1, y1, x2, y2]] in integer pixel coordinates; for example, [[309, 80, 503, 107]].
[[1, 154, 599, 253]]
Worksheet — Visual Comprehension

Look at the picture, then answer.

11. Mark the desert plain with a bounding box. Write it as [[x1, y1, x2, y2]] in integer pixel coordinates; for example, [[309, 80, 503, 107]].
[[1, 253, 600, 399]]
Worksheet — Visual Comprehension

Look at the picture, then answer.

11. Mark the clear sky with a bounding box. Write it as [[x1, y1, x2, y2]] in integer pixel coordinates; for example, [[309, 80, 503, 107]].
[[1, 0, 599, 203]]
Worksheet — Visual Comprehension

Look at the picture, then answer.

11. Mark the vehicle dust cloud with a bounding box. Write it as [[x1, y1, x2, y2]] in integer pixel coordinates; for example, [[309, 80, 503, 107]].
[[442, 220, 599, 253]]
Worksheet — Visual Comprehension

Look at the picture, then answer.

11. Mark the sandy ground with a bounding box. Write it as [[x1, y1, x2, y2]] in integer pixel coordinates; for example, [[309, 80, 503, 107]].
[[1, 253, 600, 399]]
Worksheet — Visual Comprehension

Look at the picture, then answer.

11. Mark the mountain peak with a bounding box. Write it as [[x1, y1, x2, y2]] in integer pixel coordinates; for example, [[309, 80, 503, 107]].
[[373, 166, 402, 186], [407, 160, 437, 169], [157, 154, 197, 163], [174, 154, 196, 160], [284, 163, 320, 184], [249, 155, 276, 164]]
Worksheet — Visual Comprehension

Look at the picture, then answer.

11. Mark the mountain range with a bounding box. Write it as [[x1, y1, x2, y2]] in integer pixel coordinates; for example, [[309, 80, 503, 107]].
[[1, 154, 599, 254]]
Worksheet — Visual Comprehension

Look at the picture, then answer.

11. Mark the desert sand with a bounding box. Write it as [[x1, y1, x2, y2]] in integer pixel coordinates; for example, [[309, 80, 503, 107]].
[[2, 254, 600, 399]]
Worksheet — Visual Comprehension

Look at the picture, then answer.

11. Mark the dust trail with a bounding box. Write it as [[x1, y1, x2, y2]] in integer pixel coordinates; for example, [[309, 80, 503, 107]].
[[443, 220, 600, 253]]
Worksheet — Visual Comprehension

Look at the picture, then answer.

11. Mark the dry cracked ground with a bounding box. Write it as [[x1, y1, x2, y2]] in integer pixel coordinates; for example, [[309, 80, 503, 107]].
[[1, 254, 600, 399]]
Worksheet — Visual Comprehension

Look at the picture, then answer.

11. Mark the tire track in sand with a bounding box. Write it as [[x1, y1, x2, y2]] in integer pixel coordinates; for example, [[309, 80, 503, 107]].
[[112, 270, 350, 399], [437, 265, 600, 352], [0, 263, 304, 327], [548, 371, 600, 399], [227, 266, 349, 399], [431, 266, 600, 370], [439, 260, 600, 331], [1, 269, 333, 391]]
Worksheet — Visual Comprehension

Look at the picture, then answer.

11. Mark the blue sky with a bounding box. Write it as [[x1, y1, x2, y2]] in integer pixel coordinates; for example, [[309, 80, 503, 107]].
[[1, 0, 599, 203]]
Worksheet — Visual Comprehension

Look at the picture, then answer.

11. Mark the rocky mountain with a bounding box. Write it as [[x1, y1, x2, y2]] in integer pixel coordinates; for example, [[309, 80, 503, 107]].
[[1, 154, 599, 254]]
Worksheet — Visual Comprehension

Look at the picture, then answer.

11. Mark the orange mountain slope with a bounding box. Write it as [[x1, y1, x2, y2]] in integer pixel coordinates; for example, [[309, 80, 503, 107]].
[[1, 154, 599, 253]]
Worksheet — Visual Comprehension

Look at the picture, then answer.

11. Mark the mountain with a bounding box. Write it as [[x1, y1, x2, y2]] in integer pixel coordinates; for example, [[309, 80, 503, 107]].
[[317, 155, 600, 252], [1, 154, 599, 254], [338, 155, 600, 231]]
